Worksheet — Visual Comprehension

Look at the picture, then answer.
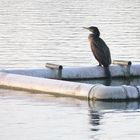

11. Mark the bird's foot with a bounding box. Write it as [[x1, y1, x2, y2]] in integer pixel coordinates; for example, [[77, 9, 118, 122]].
[[97, 64, 102, 67]]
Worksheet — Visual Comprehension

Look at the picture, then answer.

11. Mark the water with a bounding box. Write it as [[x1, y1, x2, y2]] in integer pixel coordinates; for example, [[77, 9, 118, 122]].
[[1, 89, 140, 140], [0, 0, 140, 139], [0, 0, 140, 68]]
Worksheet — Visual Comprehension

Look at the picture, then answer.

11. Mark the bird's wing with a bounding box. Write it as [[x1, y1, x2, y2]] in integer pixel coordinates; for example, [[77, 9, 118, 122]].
[[91, 38, 111, 66]]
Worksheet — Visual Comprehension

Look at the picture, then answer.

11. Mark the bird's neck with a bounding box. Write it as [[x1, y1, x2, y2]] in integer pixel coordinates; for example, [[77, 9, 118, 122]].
[[91, 33, 99, 38], [88, 34, 99, 40]]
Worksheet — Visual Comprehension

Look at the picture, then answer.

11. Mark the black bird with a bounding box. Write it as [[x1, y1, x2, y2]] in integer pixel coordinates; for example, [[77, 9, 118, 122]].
[[83, 26, 111, 78]]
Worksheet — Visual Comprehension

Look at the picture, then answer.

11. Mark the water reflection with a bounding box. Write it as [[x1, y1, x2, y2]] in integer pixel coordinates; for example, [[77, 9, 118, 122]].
[[1, 88, 140, 140], [89, 109, 100, 132], [88, 100, 140, 134], [88, 100, 140, 111]]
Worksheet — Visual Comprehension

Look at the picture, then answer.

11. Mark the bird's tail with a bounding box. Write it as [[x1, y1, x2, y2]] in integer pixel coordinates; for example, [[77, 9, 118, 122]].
[[104, 67, 111, 78]]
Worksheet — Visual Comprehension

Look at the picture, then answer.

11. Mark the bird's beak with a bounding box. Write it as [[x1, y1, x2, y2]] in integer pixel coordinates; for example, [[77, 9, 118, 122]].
[[83, 27, 90, 30]]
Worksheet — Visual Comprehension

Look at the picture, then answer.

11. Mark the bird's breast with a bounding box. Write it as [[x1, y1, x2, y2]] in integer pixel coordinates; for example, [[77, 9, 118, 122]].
[[88, 35, 94, 44]]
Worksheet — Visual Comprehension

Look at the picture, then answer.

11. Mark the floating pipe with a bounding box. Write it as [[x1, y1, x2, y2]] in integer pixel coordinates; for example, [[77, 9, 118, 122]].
[[0, 72, 93, 99], [45, 63, 63, 79], [1, 64, 140, 80], [45, 63, 63, 70], [89, 84, 140, 101], [0, 72, 140, 101], [113, 60, 132, 66]]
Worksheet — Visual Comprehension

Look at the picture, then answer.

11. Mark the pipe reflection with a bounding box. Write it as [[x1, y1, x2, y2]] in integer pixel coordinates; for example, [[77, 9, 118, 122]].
[[88, 108, 101, 132], [88, 100, 140, 133]]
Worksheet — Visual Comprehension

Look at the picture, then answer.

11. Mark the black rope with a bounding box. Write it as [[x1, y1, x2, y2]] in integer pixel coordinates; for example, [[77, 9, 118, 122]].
[[121, 85, 129, 99], [134, 85, 140, 99], [88, 84, 99, 101]]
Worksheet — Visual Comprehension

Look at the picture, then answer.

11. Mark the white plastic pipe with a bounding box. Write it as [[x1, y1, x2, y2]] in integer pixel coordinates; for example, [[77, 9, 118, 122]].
[[0, 72, 140, 101], [1, 64, 140, 79], [90, 84, 140, 100], [0, 72, 93, 99]]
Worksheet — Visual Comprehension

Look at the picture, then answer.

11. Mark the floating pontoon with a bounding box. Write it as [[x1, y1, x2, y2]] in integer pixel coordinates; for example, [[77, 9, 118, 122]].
[[0, 60, 140, 101]]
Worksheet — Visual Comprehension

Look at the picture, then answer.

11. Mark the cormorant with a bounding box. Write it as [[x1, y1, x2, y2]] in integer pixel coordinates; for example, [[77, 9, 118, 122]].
[[83, 26, 111, 78]]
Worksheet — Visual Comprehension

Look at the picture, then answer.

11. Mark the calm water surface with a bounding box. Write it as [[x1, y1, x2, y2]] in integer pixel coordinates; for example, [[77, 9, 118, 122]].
[[1, 89, 140, 140], [0, 0, 140, 139]]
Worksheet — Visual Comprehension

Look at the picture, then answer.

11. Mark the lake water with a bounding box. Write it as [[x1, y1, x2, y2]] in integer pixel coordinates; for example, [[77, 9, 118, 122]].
[[0, 0, 140, 139]]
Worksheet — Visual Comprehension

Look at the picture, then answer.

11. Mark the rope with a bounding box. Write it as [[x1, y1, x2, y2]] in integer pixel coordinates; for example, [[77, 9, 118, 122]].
[[121, 85, 129, 99], [134, 85, 140, 98], [88, 84, 102, 101]]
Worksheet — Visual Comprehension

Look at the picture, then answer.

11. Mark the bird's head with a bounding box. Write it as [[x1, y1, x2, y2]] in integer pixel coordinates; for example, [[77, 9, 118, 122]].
[[83, 26, 100, 37]]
